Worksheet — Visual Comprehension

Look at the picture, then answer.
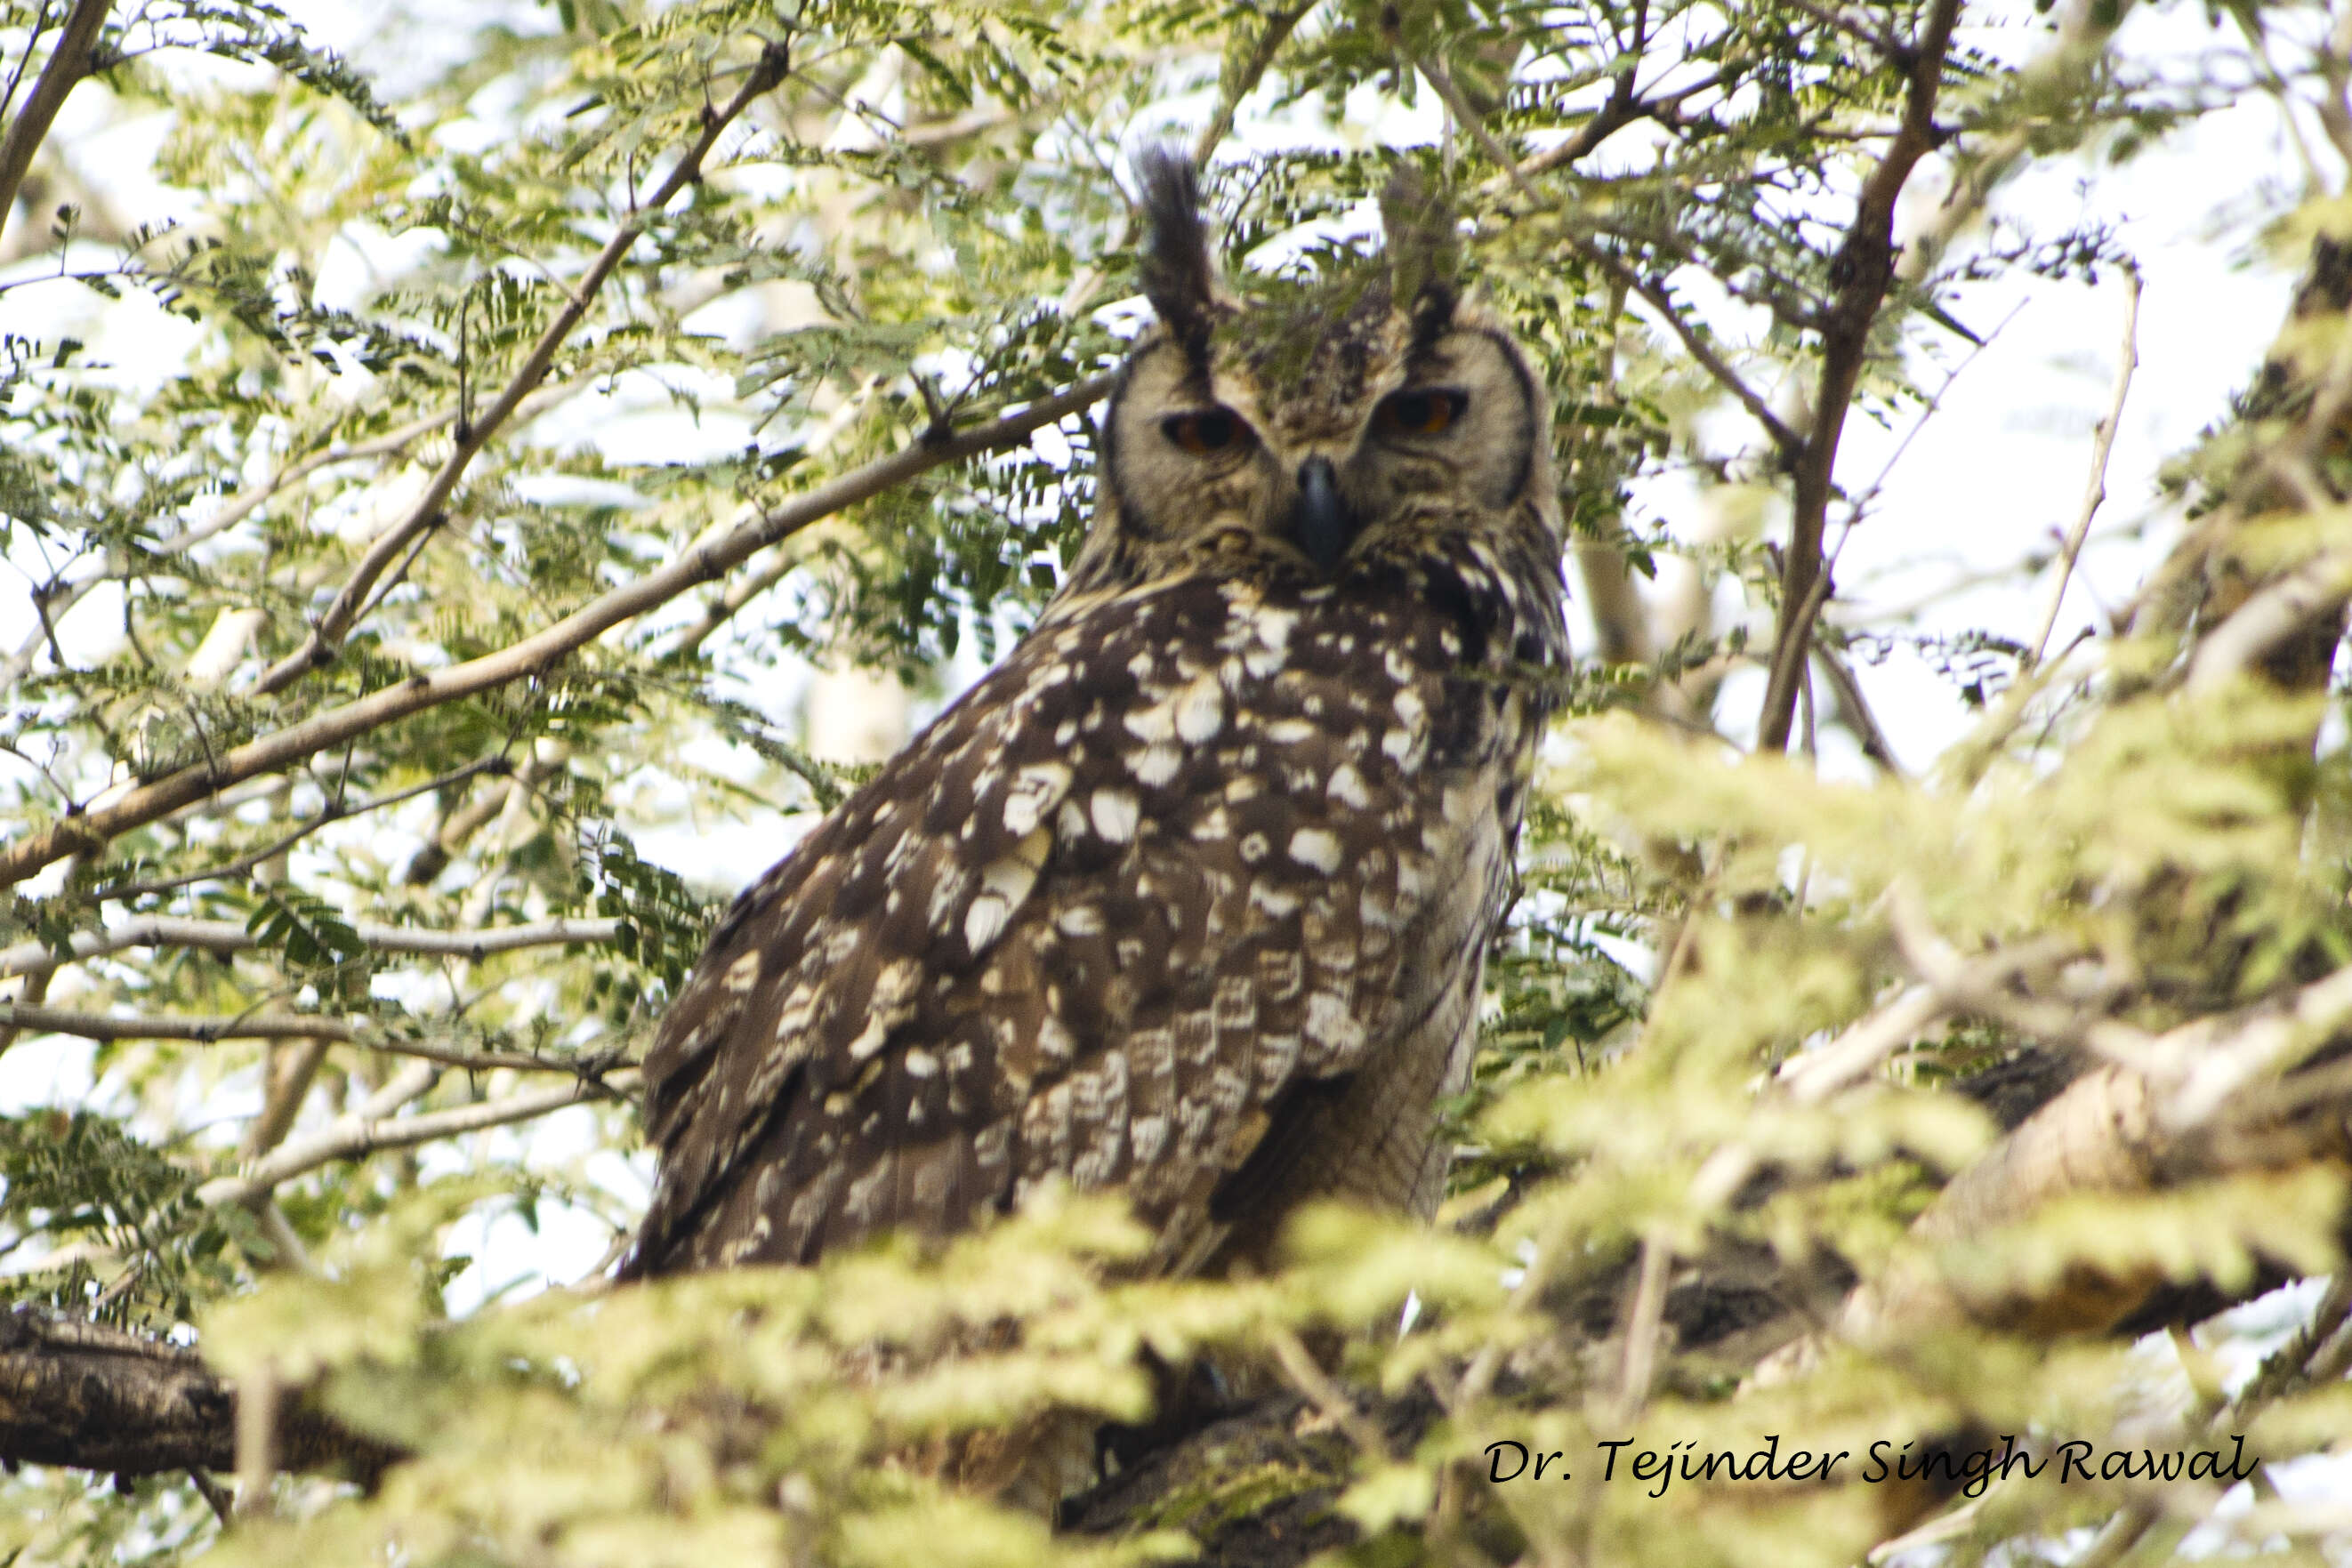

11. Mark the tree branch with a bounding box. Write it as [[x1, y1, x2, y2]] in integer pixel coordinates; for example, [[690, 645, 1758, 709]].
[[1609, 256, 1806, 462], [0, 373, 1114, 890], [0, 913, 622, 981], [195, 1070, 638, 1206], [254, 44, 795, 694], [2, 385, 582, 690], [1756, 0, 1962, 754], [1189, 4, 1312, 168], [0, 1307, 399, 1481], [1422, 48, 1806, 466], [0, 999, 625, 1078], [87, 753, 513, 902], [0, 0, 109, 254]]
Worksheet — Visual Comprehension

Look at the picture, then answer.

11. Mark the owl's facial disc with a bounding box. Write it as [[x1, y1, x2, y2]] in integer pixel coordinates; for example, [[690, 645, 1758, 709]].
[[1101, 311, 1540, 580]]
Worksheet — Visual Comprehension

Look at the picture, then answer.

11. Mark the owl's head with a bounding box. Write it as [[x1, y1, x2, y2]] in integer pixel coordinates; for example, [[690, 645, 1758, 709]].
[[1059, 149, 1560, 604]]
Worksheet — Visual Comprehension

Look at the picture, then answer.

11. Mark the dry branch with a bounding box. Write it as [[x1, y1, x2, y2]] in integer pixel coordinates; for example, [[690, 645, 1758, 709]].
[[0, 374, 1113, 890], [2025, 268, 2140, 667], [0, 1000, 618, 1077], [0, 1308, 397, 1481], [0, 0, 110, 254], [1756, 0, 1962, 753], [195, 1068, 638, 1206], [0, 913, 621, 980], [1806, 945, 2352, 1349]]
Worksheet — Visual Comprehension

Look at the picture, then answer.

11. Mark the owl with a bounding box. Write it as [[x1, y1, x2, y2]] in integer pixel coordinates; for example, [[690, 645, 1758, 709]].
[[621, 152, 1569, 1289]]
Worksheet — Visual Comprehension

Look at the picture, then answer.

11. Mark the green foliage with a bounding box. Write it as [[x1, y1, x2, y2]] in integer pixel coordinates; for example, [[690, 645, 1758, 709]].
[[0, 1110, 246, 1329]]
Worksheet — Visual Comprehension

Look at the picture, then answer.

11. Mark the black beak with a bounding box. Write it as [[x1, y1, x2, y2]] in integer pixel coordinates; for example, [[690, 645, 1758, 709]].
[[1287, 456, 1354, 575]]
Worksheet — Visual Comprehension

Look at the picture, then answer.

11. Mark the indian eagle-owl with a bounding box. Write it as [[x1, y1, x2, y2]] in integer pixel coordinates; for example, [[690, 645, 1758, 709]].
[[622, 152, 1568, 1296]]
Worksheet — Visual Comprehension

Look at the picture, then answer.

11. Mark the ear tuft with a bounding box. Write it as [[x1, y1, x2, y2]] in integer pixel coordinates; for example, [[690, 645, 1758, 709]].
[[1135, 146, 1217, 356], [1380, 165, 1461, 334]]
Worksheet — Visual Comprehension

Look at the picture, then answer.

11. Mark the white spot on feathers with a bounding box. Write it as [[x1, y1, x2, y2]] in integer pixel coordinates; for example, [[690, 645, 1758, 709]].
[[1327, 764, 1373, 811], [1090, 787, 1140, 843], [1002, 761, 1073, 836], [965, 892, 1015, 956], [1124, 703, 1177, 744], [1173, 675, 1222, 743], [1304, 992, 1365, 1055], [845, 1013, 890, 1063], [1253, 606, 1300, 652], [1131, 743, 1182, 787], [1250, 880, 1301, 919], [1288, 827, 1343, 874], [1131, 1114, 1169, 1164]]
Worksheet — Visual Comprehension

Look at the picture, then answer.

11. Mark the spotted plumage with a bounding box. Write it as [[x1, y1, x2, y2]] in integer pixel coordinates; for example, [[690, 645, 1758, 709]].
[[623, 152, 1569, 1288]]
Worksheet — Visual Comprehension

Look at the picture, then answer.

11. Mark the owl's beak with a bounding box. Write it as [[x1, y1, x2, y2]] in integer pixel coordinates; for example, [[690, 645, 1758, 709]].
[[1287, 455, 1355, 575]]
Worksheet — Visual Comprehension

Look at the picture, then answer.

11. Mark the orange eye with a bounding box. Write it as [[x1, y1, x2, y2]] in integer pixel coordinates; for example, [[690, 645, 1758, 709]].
[[1162, 409, 1244, 454], [1377, 389, 1467, 438]]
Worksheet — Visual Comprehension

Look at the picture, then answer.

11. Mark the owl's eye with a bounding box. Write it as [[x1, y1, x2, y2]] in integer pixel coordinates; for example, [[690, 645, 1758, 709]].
[[1376, 388, 1468, 438], [1162, 409, 1244, 454]]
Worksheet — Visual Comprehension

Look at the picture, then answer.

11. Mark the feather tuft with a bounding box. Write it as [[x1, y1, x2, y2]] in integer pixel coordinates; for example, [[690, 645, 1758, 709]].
[[1135, 146, 1217, 358]]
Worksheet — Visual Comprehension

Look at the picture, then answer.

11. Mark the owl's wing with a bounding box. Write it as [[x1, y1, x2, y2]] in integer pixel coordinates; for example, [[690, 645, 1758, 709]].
[[624, 567, 1529, 1279]]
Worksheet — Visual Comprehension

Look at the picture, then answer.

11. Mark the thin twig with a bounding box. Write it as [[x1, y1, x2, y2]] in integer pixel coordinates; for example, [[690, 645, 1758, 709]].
[[187, 1468, 232, 1526], [232, 1357, 276, 1518], [1191, 4, 1312, 166], [2026, 269, 2141, 667], [1419, 49, 1806, 467], [1, 386, 581, 689], [0, 1001, 620, 1078], [1613, 1231, 1672, 1414], [1813, 640, 1901, 771], [0, 913, 623, 981], [89, 753, 512, 902], [238, 1038, 328, 1162], [1267, 1323, 1392, 1463], [196, 1070, 637, 1206], [1774, 0, 1906, 58], [254, 44, 795, 694], [1605, 254, 1806, 462]]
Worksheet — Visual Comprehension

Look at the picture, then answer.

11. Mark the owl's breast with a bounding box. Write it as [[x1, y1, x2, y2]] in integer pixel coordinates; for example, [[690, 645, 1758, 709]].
[[626, 540, 1567, 1278]]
